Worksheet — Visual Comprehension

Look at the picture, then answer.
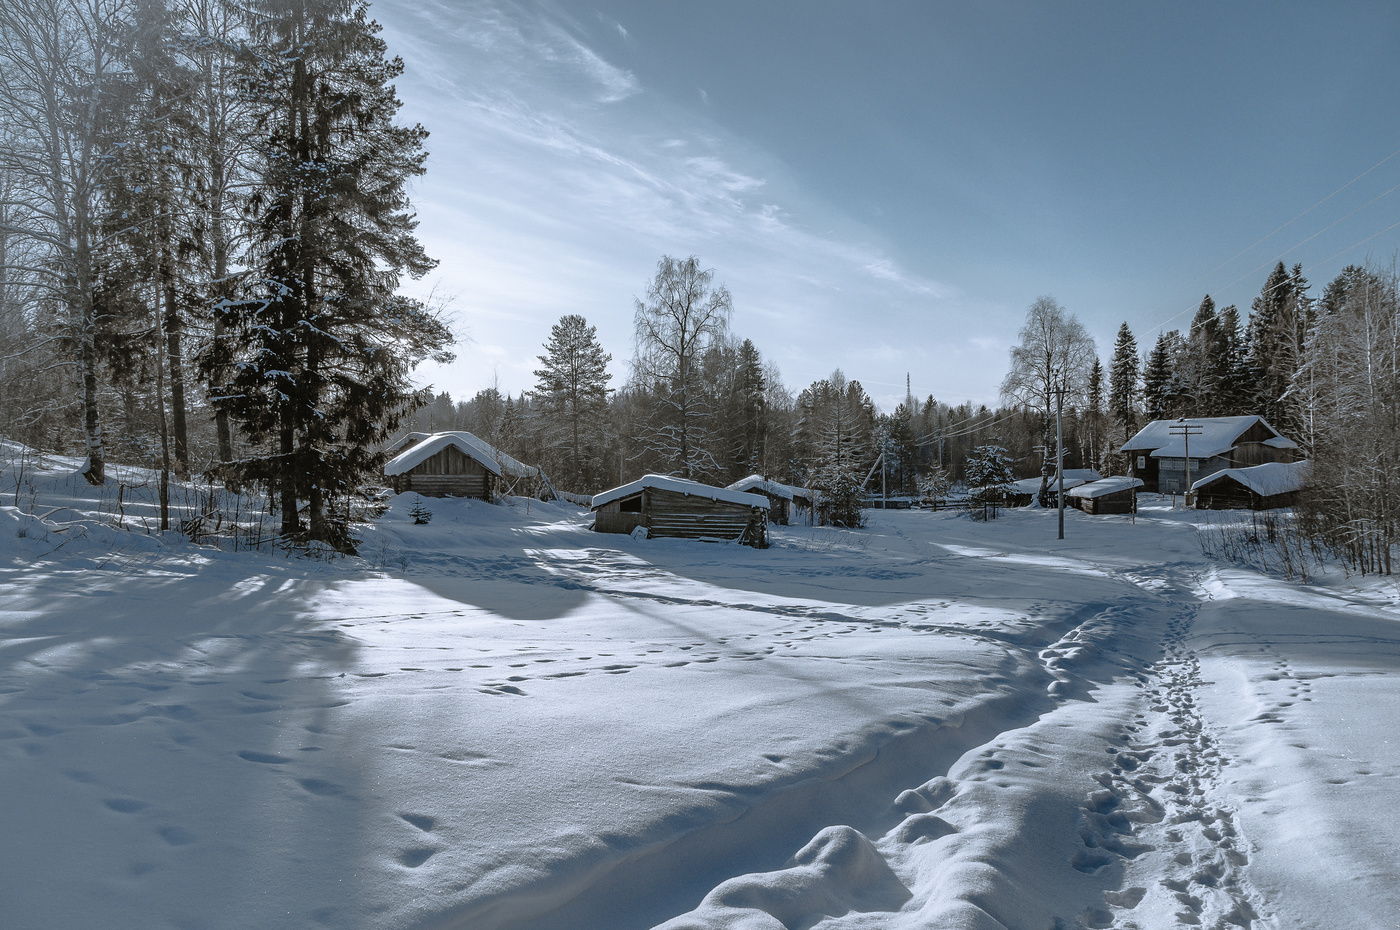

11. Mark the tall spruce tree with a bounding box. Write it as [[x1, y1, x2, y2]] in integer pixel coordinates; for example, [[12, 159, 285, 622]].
[[1178, 295, 1225, 414], [1142, 332, 1175, 421], [1108, 322, 1139, 443], [213, 0, 451, 546], [1247, 261, 1311, 433], [1215, 304, 1250, 416], [1085, 358, 1105, 469], [730, 338, 767, 479], [533, 314, 612, 491]]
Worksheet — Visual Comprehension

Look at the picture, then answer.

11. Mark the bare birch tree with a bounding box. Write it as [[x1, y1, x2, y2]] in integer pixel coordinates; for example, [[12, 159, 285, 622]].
[[631, 255, 731, 480], [0, 0, 131, 484], [1000, 295, 1097, 500]]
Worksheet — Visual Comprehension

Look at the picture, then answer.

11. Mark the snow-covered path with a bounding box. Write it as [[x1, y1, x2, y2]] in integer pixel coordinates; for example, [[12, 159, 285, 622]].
[[2, 482, 1398, 929]]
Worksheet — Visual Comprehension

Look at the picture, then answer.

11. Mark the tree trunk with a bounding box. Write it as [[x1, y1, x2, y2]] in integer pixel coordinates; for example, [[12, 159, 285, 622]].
[[279, 420, 298, 536], [74, 223, 104, 486], [159, 235, 189, 477]]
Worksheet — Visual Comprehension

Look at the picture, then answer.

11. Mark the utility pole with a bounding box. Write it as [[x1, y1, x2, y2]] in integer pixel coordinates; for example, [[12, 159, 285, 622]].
[[1168, 418, 1203, 507], [1056, 388, 1065, 540]]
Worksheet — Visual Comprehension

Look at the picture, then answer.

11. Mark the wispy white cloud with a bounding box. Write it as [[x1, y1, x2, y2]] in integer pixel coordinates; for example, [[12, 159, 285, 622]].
[[376, 0, 989, 410]]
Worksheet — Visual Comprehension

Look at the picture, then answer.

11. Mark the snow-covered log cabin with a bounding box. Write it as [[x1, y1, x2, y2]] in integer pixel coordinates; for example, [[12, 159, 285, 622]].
[[1067, 476, 1144, 514], [591, 475, 770, 547], [1190, 460, 1310, 510], [1006, 469, 1101, 507], [383, 431, 541, 499], [1119, 416, 1299, 494], [725, 475, 815, 525]]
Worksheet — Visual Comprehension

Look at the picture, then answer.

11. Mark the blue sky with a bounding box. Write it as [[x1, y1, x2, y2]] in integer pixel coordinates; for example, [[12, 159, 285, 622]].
[[375, 0, 1400, 411]]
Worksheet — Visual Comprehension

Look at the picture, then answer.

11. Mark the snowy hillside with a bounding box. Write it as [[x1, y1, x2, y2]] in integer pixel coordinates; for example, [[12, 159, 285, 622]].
[[1, 448, 1398, 930]]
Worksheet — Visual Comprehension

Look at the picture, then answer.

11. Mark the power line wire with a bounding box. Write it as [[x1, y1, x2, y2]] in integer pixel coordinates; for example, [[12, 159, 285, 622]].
[[1135, 144, 1400, 329]]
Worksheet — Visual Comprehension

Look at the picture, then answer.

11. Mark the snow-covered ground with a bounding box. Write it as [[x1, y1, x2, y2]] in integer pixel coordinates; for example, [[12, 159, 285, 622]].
[[2, 448, 1398, 930]]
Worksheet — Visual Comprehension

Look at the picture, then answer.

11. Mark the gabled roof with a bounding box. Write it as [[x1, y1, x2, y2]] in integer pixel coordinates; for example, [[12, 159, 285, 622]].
[[1067, 476, 1144, 499], [726, 475, 815, 501], [1009, 469, 1102, 496], [383, 431, 540, 480], [386, 431, 432, 454], [592, 475, 768, 511], [1120, 416, 1296, 460], [1191, 460, 1310, 497]]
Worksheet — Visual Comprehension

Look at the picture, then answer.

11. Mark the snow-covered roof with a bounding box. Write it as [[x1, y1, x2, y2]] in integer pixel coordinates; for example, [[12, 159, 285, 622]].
[[726, 475, 815, 501], [1120, 416, 1295, 460], [592, 475, 768, 511], [1067, 476, 1144, 499], [384, 431, 540, 480], [1191, 460, 1310, 497], [385, 431, 432, 454], [1009, 469, 1102, 495]]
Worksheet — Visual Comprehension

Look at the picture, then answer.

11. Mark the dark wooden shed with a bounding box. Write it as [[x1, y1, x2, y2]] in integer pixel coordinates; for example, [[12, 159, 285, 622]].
[[1067, 477, 1144, 514], [1191, 461, 1310, 510], [726, 475, 815, 526], [592, 475, 769, 547]]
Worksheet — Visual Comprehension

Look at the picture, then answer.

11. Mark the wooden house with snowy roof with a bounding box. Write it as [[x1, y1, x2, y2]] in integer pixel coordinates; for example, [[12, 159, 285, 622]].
[[1006, 469, 1101, 507], [591, 475, 770, 547], [725, 475, 815, 525], [383, 431, 542, 500], [1119, 416, 1299, 494], [1190, 460, 1310, 511], [1067, 476, 1144, 514]]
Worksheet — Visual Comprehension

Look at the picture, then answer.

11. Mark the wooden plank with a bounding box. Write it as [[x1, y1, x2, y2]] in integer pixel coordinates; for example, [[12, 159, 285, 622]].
[[595, 512, 645, 535]]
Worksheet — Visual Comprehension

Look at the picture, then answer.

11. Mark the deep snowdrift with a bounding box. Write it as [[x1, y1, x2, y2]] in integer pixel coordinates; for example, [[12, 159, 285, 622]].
[[1, 448, 1397, 929]]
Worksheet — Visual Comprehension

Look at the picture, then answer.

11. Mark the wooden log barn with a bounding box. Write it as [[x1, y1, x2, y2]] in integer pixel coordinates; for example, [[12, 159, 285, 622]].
[[1067, 476, 1144, 514], [591, 475, 769, 548], [384, 431, 542, 500], [726, 474, 815, 525], [1190, 460, 1310, 510]]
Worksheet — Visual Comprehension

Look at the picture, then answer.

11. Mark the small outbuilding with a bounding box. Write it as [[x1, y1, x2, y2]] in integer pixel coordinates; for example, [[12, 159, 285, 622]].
[[1190, 460, 1310, 511], [726, 475, 816, 525], [1067, 476, 1144, 514], [1006, 469, 1102, 507], [592, 475, 769, 547], [384, 431, 542, 499]]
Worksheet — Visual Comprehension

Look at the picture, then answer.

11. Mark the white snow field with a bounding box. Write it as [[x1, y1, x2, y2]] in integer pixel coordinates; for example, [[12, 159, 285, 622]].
[[1, 450, 1398, 930]]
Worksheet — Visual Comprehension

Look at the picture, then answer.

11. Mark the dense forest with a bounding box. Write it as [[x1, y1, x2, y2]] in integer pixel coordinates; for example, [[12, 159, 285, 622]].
[[1, 0, 1395, 571]]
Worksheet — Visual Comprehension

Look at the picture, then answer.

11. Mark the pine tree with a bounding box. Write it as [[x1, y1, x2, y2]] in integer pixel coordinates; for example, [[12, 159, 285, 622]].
[[1108, 322, 1139, 443], [212, 0, 452, 547], [533, 314, 612, 490]]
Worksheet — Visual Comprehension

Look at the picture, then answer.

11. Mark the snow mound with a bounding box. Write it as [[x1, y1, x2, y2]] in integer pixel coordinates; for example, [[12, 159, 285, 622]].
[[657, 826, 910, 929]]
